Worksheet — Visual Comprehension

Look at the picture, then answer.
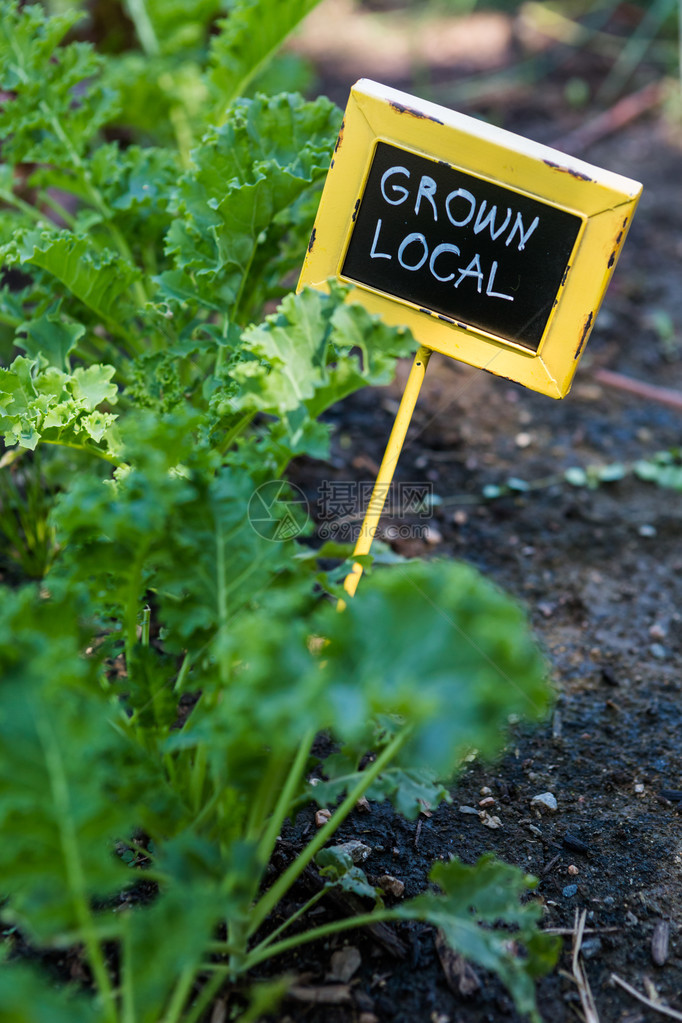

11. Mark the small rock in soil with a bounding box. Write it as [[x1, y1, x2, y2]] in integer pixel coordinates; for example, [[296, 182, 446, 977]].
[[562, 884, 578, 898], [424, 524, 443, 545], [315, 809, 332, 827], [600, 664, 620, 686], [567, 864, 579, 875], [563, 832, 590, 855], [336, 840, 372, 863], [328, 945, 362, 983], [378, 874, 405, 898], [459, 805, 479, 814], [581, 937, 602, 959], [479, 811, 502, 829], [531, 792, 558, 813]]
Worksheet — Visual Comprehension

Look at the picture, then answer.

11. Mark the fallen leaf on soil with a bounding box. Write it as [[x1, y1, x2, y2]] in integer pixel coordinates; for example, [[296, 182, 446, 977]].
[[435, 929, 481, 996], [651, 919, 670, 966], [327, 945, 362, 983]]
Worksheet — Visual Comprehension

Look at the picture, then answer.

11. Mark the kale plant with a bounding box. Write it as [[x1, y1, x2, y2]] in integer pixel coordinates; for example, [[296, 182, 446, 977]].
[[0, 3, 557, 1020]]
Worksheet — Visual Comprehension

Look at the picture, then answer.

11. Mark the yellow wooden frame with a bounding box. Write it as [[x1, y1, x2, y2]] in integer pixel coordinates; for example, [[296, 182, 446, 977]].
[[298, 79, 642, 399]]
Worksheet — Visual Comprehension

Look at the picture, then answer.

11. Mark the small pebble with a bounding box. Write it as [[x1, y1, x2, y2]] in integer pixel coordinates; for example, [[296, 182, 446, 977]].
[[563, 884, 578, 898], [634, 782, 645, 794], [459, 805, 479, 815], [424, 524, 443, 545], [479, 796, 496, 808], [336, 840, 372, 863], [378, 874, 405, 898], [649, 623, 667, 640], [515, 431, 533, 448], [567, 864, 579, 876], [453, 510, 468, 526], [479, 812, 503, 829], [638, 524, 657, 537], [315, 808, 332, 827], [530, 792, 558, 814], [649, 643, 667, 660], [603, 895, 615, 906], [581, 937, 602, 959], [480, 786, 492, 796]]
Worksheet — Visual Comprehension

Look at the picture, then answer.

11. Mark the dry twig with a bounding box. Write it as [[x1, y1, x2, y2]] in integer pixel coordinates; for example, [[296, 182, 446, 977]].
[[611, 974, 682, 1022], [568, 909, 601, 1023]]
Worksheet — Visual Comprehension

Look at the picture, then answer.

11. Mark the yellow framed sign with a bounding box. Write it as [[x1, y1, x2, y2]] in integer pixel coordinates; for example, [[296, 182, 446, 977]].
[[298, 79, 642, 399]]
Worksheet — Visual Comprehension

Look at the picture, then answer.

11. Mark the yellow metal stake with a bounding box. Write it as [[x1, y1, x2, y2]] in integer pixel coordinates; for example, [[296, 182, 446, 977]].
[[342, 345, 432, 602]]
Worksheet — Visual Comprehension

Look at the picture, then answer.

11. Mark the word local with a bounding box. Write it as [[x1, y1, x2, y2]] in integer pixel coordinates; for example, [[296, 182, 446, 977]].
[[368, 164, 541, 302]]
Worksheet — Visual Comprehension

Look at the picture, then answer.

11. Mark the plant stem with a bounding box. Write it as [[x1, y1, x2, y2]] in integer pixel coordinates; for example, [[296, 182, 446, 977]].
[[140, 604, 151, 646], [247, 728, 411, 937], [36, 712, 118, 1023], [39, 437, 124, 467], [173, 651, 192, 693], [162, 963, 196, 1023], [0, 187, 50, 224], [125, 0, 160, 56], [190, 743, 208, 814], [181, 970, 227, 1023], [244, 886, 328, 956], [244, 908, 398, 970], [255, 729, 315, 867], [39, 191, 78, 230]]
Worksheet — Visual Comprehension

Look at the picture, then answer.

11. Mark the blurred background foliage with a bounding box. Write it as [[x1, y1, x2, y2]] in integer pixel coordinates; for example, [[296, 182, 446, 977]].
[[42, 0, 680, 133]]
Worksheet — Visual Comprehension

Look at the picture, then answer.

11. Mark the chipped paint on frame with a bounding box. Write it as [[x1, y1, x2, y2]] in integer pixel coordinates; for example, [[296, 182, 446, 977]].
[[298, 79, 642, 399]]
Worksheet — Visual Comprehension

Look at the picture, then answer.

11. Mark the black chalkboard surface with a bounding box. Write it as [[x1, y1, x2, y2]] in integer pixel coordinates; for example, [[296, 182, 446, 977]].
[[342, 142, 583, 351]]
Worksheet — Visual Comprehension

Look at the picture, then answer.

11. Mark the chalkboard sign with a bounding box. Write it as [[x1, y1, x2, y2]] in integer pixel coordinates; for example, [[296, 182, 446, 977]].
[[299, 80, 642, 398], [342, 142, 582, 352]]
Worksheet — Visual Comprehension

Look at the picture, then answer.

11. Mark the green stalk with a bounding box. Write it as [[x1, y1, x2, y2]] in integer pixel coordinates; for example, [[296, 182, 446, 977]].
[[124, 0, 161, 56], [247, 728, 410, 938], [140, 605, 151, 647], [190, 742, 208, 814], [255, 729, 315, 866], [244, 908, 398, 970], [39, 191, 78, 230], [121, 916, 135, 1023], [36, 713, 118, 1023], [173, 652, 192, 693], [181, 971, 227, 1023], [239, 886, 328, 956], [124, 555, 145, 669], [39, 437, 124, 467], [0, 187, 50, 225], [162, 963, 196, 1023]]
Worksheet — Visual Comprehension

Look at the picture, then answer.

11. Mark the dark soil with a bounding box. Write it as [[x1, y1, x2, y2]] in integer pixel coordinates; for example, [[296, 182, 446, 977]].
[[274, 13, 682, 1023]]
